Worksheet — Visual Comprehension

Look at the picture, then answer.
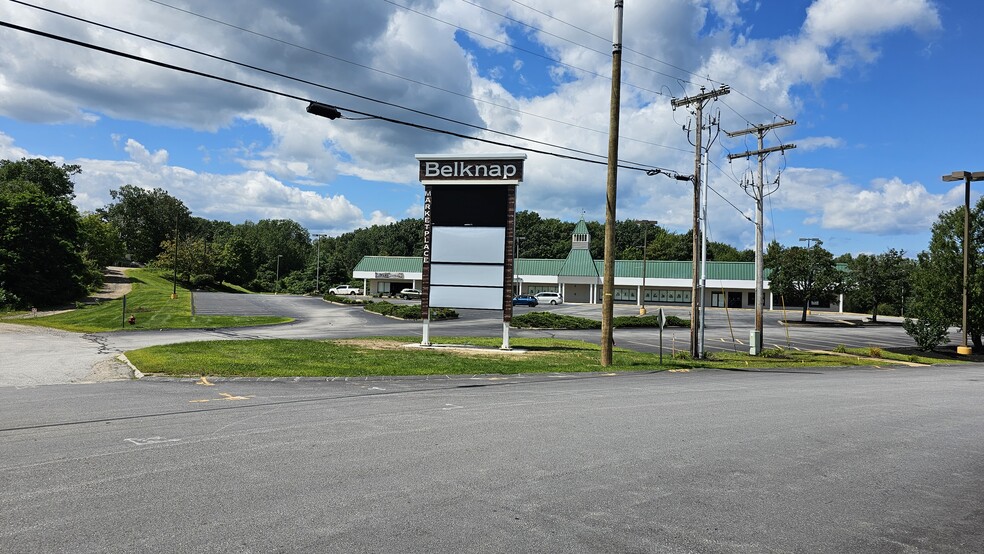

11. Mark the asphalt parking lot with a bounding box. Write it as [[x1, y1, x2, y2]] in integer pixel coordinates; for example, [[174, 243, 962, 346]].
[[2, 363, 982, 552], [0, 293, 948, 389], [2, 293, 981, 552], [192, 291, 927, 355]]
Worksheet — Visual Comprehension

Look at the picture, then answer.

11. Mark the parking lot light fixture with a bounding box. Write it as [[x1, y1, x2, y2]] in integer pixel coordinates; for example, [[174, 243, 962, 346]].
[[637, 220, 657, 315], [275, 254, 283, 295], [313, 233, 326, 293], [941, 170, 984, 355]]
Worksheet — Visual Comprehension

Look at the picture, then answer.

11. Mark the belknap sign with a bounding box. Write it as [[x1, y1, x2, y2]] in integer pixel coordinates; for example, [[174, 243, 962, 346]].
[[417, 154, 524, 184], [415, 153, 527, 349]]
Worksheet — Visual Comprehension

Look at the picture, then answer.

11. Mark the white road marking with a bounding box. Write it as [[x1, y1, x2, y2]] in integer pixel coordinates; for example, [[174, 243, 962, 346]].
[[125, 437, 180, 446]]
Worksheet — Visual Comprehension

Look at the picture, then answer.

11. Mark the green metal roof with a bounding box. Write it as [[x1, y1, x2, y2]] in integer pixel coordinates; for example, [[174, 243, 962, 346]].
[[572, 218, 590, 236], [560, 248, 600, 277], [516, 258, 565, 275], [353, 256, 422, 273], [610, 260, 770, 280], [612, 260, 690, 279], [355, 255, 770, 281]]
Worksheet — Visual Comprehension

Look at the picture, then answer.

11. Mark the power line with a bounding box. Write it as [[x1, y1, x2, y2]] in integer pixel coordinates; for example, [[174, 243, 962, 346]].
[[147, 0, 792, 141], [0, 18, 689, 177], [382, 0, 670, 99], [456, 0, 696, 86], [131, 0, 688, 156], [6, 2, 680, 172], [507, 0, 710, 87], [505, 0, 792, 122]]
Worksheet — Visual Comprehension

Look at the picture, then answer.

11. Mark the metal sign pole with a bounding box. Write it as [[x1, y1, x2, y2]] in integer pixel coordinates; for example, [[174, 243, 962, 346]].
[[658, 307, 666, 365]]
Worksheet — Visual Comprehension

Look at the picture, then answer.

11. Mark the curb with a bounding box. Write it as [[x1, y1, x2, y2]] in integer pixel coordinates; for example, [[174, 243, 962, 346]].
[[116, 354, 145, 379]]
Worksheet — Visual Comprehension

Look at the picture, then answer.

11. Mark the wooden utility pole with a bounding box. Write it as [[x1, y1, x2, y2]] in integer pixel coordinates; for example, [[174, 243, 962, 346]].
[[726, 121, 796, 354], [671, 85, 729, 358], [600, 0, 624, 367]]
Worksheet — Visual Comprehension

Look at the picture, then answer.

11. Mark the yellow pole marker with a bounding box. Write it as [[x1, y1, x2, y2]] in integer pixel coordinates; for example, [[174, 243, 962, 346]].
[[196, 376, 214, 386]]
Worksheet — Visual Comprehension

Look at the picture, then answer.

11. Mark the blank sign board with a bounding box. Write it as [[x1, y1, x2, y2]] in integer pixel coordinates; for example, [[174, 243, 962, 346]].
[[431, 227, 505, 264], [429, 285, 503, 310], [430, 264, 504, 287]]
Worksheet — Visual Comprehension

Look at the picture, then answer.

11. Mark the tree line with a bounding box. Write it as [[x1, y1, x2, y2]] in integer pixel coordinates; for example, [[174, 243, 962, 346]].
[[0, 157, 980, 351]]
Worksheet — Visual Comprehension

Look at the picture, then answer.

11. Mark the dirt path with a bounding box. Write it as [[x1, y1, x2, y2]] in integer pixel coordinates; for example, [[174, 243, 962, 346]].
[[89, 266, 132, 300]]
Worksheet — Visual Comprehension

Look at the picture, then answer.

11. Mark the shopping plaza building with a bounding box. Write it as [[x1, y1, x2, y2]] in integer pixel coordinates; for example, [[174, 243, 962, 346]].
[[353, 219, 844, 312]]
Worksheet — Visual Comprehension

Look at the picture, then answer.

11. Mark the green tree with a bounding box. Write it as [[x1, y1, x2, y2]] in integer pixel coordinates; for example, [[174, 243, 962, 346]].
[[708, 241, 754, 262], [515, 211, 574, 259], [908, 199, 984, 348], [845, 249, 913, 322], [0, 169, 87, 307], [0, 158, 80, 199], [102, 185, 191, 263], [765, 239, 843, 322], [78, 212, 125, 269]]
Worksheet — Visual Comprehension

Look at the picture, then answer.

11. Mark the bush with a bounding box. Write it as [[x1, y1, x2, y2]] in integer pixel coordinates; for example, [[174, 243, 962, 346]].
[[875, 303, 900, 318], [512, 311, 690, 330], [190, 274, 215, 289], [612, 314, 689, 328], [760, 346, 787, 359], [0, 288, 22, 310], [362, 301, 457, 321], [324, 293, 364, 305], [868, 346, 882, 358], [511, 312, 600, 329], [833, 344, 848, 353], [902, 316, 950, 352]]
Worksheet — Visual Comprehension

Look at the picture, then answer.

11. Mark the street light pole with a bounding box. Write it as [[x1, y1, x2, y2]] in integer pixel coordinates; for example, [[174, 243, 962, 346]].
[[798, 237, 820, 320], [637, 220, 657, 315], [941, 170, 984, 355], [171, 213, 179, 300], [275, 254, 282, 295], [312, 233, 326, 294]]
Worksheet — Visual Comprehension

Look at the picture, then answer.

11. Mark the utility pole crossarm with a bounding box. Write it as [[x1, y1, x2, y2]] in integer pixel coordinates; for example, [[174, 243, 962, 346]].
[[725, 119, 796, 138], [670, 85, 730, 359], [724, 117, 796, 356], [728, 143, 797, 161], [670, 85, 730, 109]]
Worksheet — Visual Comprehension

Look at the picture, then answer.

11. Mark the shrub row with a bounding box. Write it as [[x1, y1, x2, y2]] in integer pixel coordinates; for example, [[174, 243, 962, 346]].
[[363, 301, 458, 321], [323, 293, 364, 305], [510, 311, 690, 330]]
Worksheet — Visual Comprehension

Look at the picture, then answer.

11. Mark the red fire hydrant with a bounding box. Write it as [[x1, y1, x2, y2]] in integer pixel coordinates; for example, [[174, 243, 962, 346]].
[[128, 314, 136, 325]]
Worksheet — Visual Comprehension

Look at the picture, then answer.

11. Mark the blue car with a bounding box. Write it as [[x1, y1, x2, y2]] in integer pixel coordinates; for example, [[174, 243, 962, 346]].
[[512, 294, 538, 307]]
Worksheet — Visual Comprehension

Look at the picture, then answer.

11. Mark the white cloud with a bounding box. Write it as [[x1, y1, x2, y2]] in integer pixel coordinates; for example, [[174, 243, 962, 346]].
[[0, 131, 29, 160], [795, 136, 845, 151], [5, 135, 389, 235], [0, 0, 952, 250], [123, 139, 168, 166], [776, 0, 942, 83], [775, 169, 956, 235], [804, 0, 942, 44]]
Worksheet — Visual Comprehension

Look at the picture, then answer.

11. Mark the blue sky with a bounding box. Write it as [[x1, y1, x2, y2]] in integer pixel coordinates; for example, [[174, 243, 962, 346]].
[[0, 0, 979, 257]]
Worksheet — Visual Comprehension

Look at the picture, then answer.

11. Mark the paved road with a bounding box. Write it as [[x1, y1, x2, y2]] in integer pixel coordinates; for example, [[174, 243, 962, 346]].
[[1, 365, 981, 552], [0, 293, 948, 388]]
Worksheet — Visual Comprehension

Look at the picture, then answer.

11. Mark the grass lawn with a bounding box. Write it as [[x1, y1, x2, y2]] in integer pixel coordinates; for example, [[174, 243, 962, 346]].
[[123, 336, 947, 378], [8, 268, 291, 333]]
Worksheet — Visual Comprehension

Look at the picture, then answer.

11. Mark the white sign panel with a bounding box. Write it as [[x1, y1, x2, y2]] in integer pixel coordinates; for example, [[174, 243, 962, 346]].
[[431, 264, 504, 288], [429, 286, 503, 310], [431, 227, 505, 264]]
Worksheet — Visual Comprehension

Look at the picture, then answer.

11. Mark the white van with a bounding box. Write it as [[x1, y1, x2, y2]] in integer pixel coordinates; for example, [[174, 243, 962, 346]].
[[534, 292, 563, 305]]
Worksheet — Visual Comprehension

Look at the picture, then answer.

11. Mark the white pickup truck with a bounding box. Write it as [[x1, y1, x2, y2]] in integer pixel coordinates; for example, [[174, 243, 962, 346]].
[[328, 284, 362, 295]]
